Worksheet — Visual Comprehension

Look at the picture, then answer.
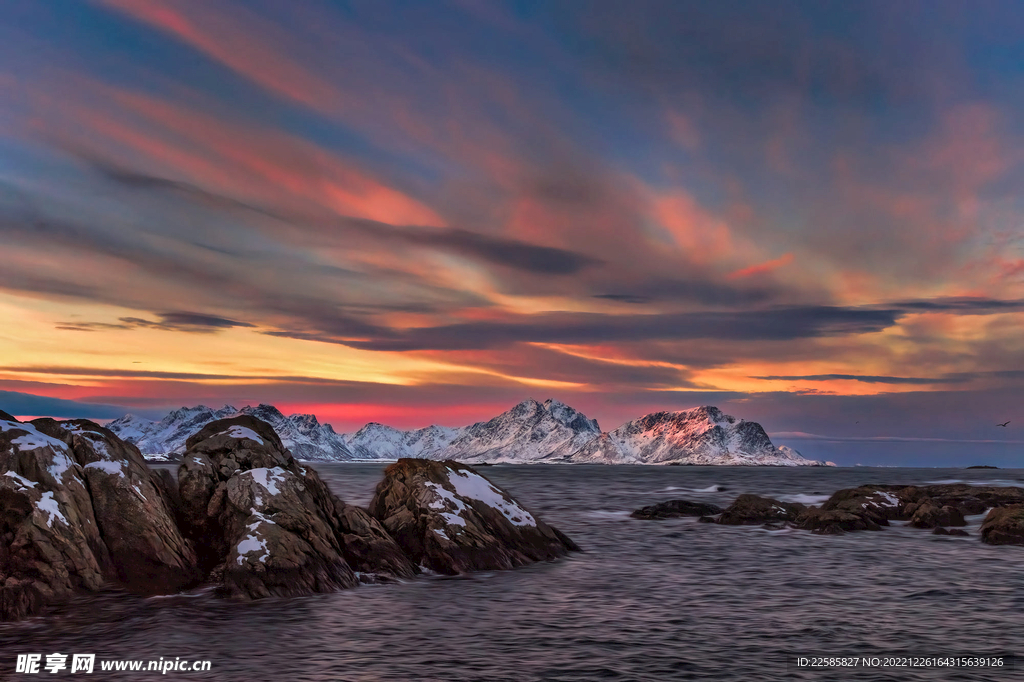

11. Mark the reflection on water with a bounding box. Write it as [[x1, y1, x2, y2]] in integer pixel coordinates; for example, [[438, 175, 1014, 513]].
[[2, 465, 1022, 681]]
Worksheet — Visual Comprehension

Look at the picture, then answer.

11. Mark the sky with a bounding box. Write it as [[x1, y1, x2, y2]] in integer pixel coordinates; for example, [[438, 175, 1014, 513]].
[[1, 0, 1023, 466]]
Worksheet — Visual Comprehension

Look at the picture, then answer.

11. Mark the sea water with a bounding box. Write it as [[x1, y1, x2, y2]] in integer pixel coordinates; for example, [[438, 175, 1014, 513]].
[[2, 464, 1022, 681]]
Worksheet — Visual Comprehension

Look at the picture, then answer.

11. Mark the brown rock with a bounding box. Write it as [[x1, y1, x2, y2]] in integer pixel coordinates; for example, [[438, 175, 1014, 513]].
[[368, 459, 579, 575], [716, 494, 805, 526], [909, 504, 966, 529], [1, 418, 107, 620], [53, 420, 199, 595], [795, 507, 882, 534], [980, 505, 1024, 546], [176, 416, 415, 600]]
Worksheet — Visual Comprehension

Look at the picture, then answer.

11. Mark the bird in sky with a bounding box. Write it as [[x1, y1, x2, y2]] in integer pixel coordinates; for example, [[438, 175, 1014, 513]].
[[997, 420, 1010, 427]]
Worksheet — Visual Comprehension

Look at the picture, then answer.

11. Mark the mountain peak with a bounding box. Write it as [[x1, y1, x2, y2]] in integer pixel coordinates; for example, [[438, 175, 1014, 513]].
[[108, 402, 354, 461]]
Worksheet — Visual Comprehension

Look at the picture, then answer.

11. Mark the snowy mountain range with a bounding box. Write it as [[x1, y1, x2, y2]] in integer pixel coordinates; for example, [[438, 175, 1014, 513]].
[[107, 404, 356, 461], [107, 399, 833, 466]]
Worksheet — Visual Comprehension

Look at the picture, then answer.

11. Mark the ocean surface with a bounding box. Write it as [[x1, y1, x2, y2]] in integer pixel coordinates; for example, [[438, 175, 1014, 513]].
[[2, 464, 1023, 681]]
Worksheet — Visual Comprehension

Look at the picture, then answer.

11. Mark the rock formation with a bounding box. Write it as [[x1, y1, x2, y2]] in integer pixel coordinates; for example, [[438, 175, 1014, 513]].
[[3, 411, 578, 620], [368, 459, 580, 574], [175, 415, 415, 599]]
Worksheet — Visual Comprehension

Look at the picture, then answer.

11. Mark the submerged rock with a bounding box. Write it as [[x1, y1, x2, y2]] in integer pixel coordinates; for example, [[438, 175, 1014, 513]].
[[980, 505, 1024, 546], [715, 494, 805, 526], [631, 500, 723, 520], [368, 459, 579, 574], [176, 416, 415, 600]]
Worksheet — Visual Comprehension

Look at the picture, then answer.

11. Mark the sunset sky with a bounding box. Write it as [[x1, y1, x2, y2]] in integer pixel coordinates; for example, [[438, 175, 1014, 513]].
[[2, 1, 1023, 465]]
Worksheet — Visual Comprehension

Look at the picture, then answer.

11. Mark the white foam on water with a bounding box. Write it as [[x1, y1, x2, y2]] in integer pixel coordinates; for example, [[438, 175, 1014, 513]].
[[778, 493, 831, 505]]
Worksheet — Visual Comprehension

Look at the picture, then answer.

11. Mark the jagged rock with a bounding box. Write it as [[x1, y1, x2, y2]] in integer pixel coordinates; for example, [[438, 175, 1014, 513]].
[[715, 494, 805, 525], [176, 416, 414, 600], [1, 417, 107, 620], [368, 459, 579, 574], [630, 500, 723, 520], [909, 503, 966, 529], [980, 505, 1024, 546]]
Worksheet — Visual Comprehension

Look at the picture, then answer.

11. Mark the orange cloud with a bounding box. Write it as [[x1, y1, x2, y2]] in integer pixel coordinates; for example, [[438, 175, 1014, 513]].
[[727, 253, 794, 280]]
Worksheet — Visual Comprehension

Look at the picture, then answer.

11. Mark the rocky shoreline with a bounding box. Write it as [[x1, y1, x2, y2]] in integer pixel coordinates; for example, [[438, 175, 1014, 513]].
[[633, 484, 1024, 545], [1, 413, 578, 621]]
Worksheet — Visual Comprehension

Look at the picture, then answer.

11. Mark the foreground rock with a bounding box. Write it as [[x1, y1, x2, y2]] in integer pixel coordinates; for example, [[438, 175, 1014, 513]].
[[35, 419, 199, 594], [369, 459, 579, 574], [980, 505, 1024, 546], [1, 416, 108, 620], [631, 500, 722, 520], [715, 494, 805, 525], [176, 416, 415, 600]]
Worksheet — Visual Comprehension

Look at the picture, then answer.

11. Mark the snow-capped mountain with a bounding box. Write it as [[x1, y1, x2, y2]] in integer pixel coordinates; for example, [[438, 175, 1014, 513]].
[[106, 399, 832, 466], [345, 423, 463, 460], [107, 404, 355, 461], [435, 398, 602, 464], [565, 406, 832, 466]]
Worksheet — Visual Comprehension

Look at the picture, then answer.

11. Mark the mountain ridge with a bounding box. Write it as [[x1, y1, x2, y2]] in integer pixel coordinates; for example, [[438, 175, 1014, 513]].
[[106, 399, 834, 466]]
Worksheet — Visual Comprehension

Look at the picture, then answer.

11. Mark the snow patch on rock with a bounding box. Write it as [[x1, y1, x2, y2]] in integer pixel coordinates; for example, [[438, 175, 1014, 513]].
[[36, 491, 67, 528]]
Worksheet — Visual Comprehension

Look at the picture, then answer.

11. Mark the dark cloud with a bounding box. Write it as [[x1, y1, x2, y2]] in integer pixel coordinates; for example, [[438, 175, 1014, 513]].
[[593, 293, 652, 304], [373, 225, 603, 275], [595, 277, 781, 306], [57, 312, 253, 333], [268, 305, 902, 351], [0, 390, 145, 420], [74, 154, 603, 277], [752, 373, 958, 385], [888, 297, 1024, 313], [754, 370, 1024, 385]]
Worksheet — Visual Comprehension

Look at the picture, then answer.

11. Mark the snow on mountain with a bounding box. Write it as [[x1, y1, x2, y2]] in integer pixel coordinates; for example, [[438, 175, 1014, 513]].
[[107, 405, 237, 457], [565, 406, 833, 466], [239, 404, 355, 461], [344, 422, 463, 460], [107, 404, 355, 461], [434, 398, 602, 464], [106, 399, 832, 466]]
